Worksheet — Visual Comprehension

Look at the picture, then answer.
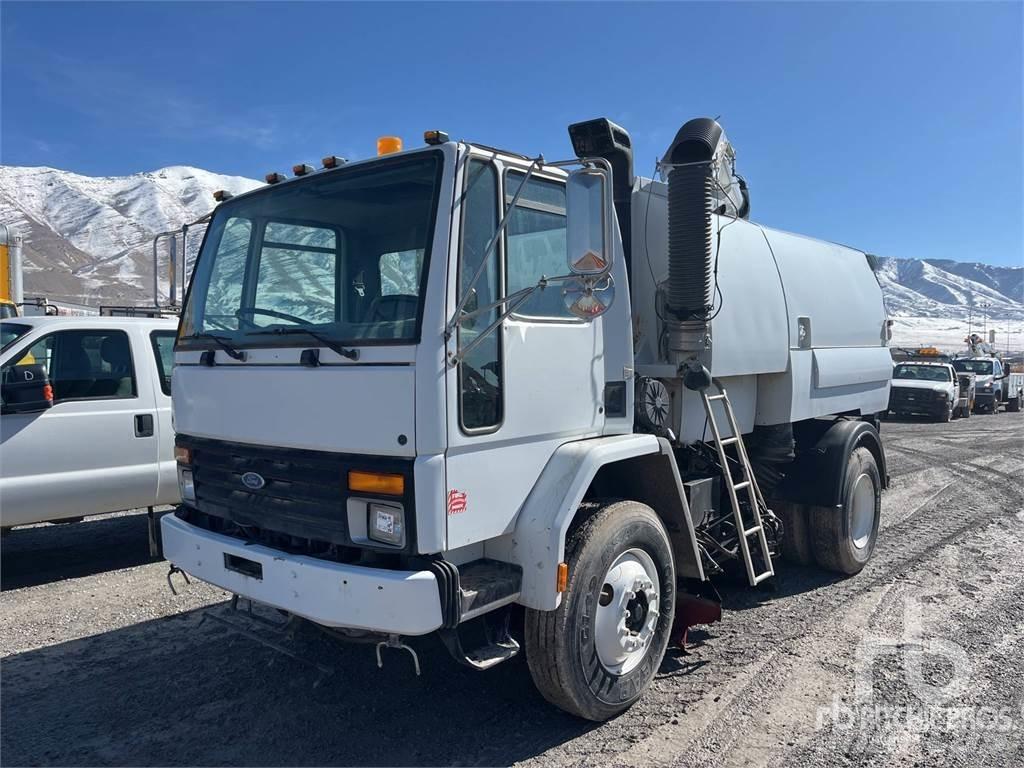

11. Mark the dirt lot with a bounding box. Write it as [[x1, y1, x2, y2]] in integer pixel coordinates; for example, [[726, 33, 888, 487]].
[[2, 413, 1022, 767]]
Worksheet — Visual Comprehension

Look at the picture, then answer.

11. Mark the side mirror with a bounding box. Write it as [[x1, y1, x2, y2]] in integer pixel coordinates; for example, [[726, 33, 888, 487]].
[[1, 363, 54, 415], [566, 167, 613, 275]]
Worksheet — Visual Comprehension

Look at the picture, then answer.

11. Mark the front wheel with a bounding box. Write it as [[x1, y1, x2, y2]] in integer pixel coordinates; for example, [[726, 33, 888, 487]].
[[809, 447, 881, 575], [525, 500, 676, 721]]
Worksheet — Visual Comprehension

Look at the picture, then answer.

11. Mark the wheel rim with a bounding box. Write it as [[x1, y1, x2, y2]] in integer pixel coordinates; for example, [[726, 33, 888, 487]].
[[594, 548, 661, 675], [849, 473, 876, 550]]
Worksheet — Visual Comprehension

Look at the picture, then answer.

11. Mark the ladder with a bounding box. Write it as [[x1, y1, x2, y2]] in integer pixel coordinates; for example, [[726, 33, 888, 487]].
[[700, 381, 776, 586]]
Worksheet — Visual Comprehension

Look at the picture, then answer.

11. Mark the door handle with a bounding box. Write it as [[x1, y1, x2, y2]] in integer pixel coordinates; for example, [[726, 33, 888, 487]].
[[134, 413, 154, 437]]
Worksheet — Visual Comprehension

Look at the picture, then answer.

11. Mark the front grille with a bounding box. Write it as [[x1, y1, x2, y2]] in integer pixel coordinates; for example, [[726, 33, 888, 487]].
[[177, 435, 415, 550], [889, 388, 940, 411]]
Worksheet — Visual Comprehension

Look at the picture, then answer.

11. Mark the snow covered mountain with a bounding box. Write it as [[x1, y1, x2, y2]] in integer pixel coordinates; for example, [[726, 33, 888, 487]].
[[0, 165, 260, 305], [876, 257, 1022, 320], [0, 165, 1020, 324]]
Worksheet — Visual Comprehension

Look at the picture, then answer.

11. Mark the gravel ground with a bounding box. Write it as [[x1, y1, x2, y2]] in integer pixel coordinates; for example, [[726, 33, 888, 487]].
[[2, 413, 1022, 767]]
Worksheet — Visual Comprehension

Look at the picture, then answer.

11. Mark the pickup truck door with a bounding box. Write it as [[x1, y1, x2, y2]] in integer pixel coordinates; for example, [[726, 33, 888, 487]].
[[148, 329, 180, 505], [0, 326, 160, 527]]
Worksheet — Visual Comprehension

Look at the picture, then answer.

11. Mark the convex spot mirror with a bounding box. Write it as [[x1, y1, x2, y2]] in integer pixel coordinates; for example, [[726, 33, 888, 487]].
[[562, 274, 616, 320], [566, 167, 613, 276], [1, 362, 54, 414]]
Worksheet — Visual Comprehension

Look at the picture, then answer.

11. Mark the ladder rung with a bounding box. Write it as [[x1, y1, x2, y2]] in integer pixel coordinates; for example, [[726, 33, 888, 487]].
[[720, 437, 739, 446], [752, 571, 774, 585], [733, 480, 751, 491], [707, 394, 727, 401], [743, 525, 762, 537]]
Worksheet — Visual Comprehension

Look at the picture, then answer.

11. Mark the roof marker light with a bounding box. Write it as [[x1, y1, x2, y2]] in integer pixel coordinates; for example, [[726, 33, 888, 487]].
[[321, 155, 347, 169], [377, 136, 403, 156], [423, 130, 449, 146], [265, 171, 288, 184], [212, 189, 233, 202], [292, 163, 316, 176]]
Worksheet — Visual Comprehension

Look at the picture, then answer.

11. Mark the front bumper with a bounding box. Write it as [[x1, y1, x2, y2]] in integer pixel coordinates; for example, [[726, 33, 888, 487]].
[[888, 389, 948, 416], [975, 391, 996, 406], [161, 513, 443, 635]]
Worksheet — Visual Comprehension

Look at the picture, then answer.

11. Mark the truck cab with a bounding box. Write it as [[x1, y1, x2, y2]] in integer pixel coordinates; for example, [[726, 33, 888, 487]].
[[164, 121, 890, 721], [953, 357, 1004, 412]]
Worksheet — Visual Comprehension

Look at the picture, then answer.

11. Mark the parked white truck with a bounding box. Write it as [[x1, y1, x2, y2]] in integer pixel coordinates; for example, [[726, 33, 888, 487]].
[[887, 360, 964, 421], [0, 316, 180, 532], [163, 119, 891, 720]]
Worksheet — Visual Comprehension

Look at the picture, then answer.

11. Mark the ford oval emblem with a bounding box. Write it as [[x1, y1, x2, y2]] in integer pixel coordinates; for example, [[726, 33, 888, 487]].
[[241, 472, 266, 490]]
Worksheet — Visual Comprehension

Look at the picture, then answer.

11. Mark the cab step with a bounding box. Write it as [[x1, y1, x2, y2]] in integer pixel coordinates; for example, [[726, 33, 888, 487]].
[[431, 558, 523, 670]]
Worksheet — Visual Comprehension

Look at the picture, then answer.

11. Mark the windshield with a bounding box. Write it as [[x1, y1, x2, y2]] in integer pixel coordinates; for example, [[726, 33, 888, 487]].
[[180, 152, 443, 347], [952, 359, 993, 375], [893, 364, 951, 382], [1, 322, 31, 351]]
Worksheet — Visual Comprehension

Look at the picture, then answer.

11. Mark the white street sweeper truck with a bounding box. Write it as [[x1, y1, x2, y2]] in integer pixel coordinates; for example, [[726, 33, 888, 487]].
[[162, 119, 891, 720]]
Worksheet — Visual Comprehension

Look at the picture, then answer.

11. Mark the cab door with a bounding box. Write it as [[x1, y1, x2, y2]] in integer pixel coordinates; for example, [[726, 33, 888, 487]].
[[0, 326, 160, 526], [443, 155, 605, 549]]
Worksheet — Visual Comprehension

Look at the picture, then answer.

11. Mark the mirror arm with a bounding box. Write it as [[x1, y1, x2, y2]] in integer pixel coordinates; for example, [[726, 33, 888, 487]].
[[445, 155, 545, 340]]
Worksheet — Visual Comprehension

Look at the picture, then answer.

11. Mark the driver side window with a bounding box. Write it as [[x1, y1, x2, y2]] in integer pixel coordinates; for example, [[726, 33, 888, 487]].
[[458, 159, 503, 432]]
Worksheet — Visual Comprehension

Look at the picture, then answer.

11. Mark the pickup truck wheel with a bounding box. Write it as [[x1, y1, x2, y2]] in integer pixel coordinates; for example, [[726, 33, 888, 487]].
[[809, 447, 881, 575], [936, 400, 952, 423], [1009, 393, 1021, 413], [525, 500, 675, 722]]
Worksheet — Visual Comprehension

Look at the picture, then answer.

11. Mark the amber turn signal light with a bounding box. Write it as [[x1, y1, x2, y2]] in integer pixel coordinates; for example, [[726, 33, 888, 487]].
[[348, 469, 404, 496], [556, 562, 568, 592], [174, 446, 192, 464]]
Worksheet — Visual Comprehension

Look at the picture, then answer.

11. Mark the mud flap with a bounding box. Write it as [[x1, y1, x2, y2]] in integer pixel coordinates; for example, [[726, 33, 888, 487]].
[[670, 579, 722, 649]]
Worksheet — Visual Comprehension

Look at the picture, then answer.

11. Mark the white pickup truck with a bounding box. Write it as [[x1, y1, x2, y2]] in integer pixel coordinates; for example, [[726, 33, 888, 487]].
[[888, 360, 962, 421], [952, 357, 1022, 413], [0, 315, 180, 531]]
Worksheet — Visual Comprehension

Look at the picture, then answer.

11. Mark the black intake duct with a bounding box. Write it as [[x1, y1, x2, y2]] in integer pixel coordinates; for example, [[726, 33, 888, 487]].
[[663, 117, 723, 322]]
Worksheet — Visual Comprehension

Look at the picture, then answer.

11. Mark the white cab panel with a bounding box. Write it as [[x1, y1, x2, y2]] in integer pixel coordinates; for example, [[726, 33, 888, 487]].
[[173, 363, 415, 456]]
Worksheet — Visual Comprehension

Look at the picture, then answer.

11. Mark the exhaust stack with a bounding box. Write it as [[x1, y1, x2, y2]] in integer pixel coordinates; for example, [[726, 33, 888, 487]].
[[661, 118, 747, 369]]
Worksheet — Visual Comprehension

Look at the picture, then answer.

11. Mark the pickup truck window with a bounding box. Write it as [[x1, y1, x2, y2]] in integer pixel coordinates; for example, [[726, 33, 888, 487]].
[[893, 364, 951, 382], [1, 329, 137, 402], [1, 322, 31, 351], [952, 359, 994, 375], [150, 331, 175, 395]]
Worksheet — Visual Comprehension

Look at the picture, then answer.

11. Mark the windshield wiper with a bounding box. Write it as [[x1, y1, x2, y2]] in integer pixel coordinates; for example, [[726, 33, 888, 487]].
[[189, 332, 246, 361], [252, 327, 359, 361]]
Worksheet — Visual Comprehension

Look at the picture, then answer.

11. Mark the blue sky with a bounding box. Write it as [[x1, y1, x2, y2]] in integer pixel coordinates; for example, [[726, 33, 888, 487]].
[[2, 1, 1022, 267]]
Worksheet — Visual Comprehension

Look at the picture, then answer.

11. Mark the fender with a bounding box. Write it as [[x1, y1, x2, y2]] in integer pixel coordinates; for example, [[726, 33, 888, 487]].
[[508, 433, 704, 611], [780, 419, 888, 508]]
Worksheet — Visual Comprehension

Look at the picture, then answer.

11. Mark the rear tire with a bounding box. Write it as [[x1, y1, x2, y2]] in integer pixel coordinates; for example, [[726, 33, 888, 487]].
[[525, 500, 675, 721], [775, 501, 813, 566], [1009, 394, 1021, 413], [809, 447, 881, 575]]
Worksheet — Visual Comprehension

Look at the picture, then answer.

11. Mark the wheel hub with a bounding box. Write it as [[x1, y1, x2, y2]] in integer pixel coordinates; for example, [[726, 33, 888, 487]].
[[594, 549, 660, 675], [849, 472, 875, 550]]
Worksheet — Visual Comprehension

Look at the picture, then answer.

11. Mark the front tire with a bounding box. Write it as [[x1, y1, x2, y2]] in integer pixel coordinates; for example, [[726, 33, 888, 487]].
[[525, 500, 676, 721], [809, 447, 881, 575]]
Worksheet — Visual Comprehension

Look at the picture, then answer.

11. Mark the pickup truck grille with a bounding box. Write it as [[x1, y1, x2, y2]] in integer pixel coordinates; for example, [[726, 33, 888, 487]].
[[889, 388, 941, 411], [176, 435, 415, 550]]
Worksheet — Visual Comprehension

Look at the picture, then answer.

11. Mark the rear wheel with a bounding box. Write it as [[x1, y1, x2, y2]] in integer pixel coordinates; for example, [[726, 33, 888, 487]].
[[1009, 393, 1021, 413], [525, 500, 675, 721], [809, 447, 881, 575]]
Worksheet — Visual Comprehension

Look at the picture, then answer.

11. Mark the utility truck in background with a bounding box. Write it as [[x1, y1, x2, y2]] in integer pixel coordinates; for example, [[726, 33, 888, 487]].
[[163, 118, 891, 720], [954, 333, 1022, 413]]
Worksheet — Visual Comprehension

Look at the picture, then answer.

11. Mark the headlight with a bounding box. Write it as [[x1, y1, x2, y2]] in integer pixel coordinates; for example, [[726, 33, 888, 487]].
[[178, 467, 196, 503], [368, 503, 404, 546]]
